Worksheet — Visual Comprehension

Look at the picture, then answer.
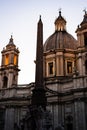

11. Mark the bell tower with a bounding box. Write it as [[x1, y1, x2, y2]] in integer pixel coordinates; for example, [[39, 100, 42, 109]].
[[76, 10, 87, 47], [0, 36, 20, 89], [76, 10, 87, 75]]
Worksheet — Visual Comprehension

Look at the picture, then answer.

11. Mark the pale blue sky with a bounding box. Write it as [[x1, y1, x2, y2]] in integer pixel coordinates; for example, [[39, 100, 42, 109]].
[[0, 0, 86, 84]]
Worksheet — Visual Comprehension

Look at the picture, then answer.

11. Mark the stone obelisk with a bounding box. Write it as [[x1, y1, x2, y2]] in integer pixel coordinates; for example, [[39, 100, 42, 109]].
[[27, 16, 52, 130], [32, 15, 47, 109]]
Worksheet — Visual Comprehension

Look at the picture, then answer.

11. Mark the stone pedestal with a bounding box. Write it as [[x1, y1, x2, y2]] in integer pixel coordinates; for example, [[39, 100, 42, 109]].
[[24, 106, 52, 130]]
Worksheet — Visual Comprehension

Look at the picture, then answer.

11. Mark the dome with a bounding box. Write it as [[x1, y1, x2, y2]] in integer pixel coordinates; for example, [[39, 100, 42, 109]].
[[44, 31, 78, 52], [44, 11, 78, 52]]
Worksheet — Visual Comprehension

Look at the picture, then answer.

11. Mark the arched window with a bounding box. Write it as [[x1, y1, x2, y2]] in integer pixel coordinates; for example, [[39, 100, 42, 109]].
[[3, 76, 8, 88]]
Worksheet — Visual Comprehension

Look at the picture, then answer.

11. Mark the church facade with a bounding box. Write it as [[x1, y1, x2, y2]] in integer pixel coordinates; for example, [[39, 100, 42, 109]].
[[0, 11, 87, 130]]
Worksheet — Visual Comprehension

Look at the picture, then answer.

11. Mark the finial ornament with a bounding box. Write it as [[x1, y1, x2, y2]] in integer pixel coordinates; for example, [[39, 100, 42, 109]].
[[9, 35, 13, 43], [59, 8, 62, 16], [83, 8, 87, 14], [11, 35, 13, 39]]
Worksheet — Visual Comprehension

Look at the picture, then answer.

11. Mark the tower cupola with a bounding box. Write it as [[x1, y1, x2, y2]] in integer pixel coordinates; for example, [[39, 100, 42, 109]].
[[75, 10, 87, 75], [54, 10, 66, 31]]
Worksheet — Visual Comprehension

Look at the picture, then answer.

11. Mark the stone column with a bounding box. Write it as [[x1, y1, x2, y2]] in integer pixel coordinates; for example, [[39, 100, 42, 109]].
[[74, 101, 86, 130], [77, 53, 83, 75], [4, 108, 15, 130], [8, 71, 13, 88]]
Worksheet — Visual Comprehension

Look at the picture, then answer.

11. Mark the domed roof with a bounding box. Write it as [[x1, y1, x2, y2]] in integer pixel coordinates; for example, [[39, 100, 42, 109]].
[[44, 31, 77, 52], [44, 11, 78, 52]]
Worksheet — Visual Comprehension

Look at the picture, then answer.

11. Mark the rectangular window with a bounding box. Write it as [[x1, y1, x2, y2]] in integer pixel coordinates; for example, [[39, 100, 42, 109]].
[[48, 62, 53, 75], [67, 61, 72, 73]]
